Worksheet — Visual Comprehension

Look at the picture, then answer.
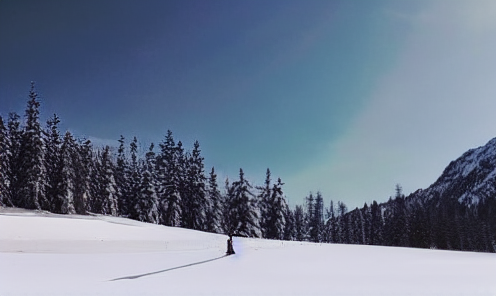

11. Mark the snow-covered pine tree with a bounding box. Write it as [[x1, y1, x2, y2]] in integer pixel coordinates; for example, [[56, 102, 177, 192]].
[[224, 169, 260, 237], [205, 167, 222, 233], [283, 203, 295, 241], [0, 115, 9, 206], [90, 146, 117, 215], [43, 114, 64, 213], [6, 113, 23, 207], [265, 177, 287, 240], [158, 130, 182, 226], [257, 168, 272, 238], [115, 135, 128, 216], [73, 139, 92, 214], [126, 137, 141, 220], [138, 143, 159, 223], [370, 200, 383, 245], [181, 140, 207, 230], [18, 83, 46, 210], [59, 131, 76, 214], [293, 205, 305, 241], [305, 193, 314, 241]]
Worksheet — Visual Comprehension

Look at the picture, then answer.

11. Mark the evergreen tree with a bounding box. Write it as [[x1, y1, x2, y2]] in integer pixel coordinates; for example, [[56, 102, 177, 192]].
[[293, 205, 305, 241], [115, 135, 128, 216], [283, 203, 295, 241], [265, 177, 287, 240], [18, 83, 46, 210], [158, 130, 182, 226], [90, 146, 117, 215], [73, 139, 92, 214], [370, 200, 384, 245], [6, 113, 23, 207], [43, 114, 64, 213], [126, 137, 141, 220], [181, 140, 207, 230], [0, 115, 10, 206], [138, 143, 159, 223], [257, 168, 272, 238], [224, 169, 260, 237], [58, 131, 76, 214], [205, 167, 222, 233]]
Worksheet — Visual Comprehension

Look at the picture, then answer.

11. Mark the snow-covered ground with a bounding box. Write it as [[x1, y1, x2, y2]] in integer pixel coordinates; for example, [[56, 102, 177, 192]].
[[1, 208, 495, 296]]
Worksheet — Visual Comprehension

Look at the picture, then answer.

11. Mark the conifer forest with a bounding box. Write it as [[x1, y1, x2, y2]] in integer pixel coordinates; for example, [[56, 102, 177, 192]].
[[1, 84, 495, 253]]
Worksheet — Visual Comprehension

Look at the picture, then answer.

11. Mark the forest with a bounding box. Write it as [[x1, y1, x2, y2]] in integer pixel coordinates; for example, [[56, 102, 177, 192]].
[[1, 83, 495, 252]]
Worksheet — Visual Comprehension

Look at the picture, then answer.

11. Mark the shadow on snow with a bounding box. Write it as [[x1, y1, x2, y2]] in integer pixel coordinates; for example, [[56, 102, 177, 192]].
[[109, 254, 230, 281]]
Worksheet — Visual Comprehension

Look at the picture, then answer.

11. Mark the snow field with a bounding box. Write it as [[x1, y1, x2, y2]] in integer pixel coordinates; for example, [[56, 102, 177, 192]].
[[1, 209, 495, 296]]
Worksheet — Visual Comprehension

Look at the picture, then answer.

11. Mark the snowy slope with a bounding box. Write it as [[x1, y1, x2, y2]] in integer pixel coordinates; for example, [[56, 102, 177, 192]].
[[1, 208, 495, 296], [412, 137, 496, 205]]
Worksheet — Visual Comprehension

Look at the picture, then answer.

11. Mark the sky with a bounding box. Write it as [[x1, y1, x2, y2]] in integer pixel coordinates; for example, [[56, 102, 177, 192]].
[[2, 0, 496, 209]]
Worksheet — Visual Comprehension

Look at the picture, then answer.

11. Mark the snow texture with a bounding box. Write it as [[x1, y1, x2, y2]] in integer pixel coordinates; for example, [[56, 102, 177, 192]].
[[1, 207, 495, 296]]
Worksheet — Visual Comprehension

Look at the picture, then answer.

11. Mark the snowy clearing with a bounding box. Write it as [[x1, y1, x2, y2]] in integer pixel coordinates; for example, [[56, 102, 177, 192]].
[[1, 208, 495, 296]]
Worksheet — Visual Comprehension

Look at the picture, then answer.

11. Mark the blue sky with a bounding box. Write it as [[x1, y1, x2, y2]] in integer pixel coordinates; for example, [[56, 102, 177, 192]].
[[2, 0, 496, 209]]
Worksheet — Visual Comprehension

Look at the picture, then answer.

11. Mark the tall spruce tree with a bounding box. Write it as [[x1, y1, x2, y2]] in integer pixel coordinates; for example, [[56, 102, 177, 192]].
[[181, 140, 207, 230], [138, 143, 159, 223], [0, 115, 9, 206], [115, 135, 128, 216], [293, 205, 305, 241], [59, 131, 76, 214], [224, 169, 260, 237], [73, 139, 92, 214], [43, 114, 64, 213], [126, 137, 141, 220], [257, 168, 272, 238], [19, 83, 46, 210], [265, 177, 287, 240], [158, 130, 182, 226], [205, 167, 222, 233], [6, 113, 23, 207]]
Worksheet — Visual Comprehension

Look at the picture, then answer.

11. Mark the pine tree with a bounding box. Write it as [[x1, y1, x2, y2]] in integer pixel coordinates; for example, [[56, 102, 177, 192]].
[[158, 130, 182, 226], [205, 167, 222, 233], [18, 83, 46, 210], [115, 135, 128, 216], [181, 140, 207, 230], [257, 168, 272, 238], [0, 115, 10, 206], [370, 200, 383, 245], [265, 177, 287, 240], [59, 131, 76, 214], [43, 114, 64, 213], [293, 205, 305, 241], [224, 169, 260, 237], [126, 137, 141, 220], [6, 113, 23, 207], [138, 143, 159, 223], [282, 203, 295, 241], [73, 139, 92, 214], [90, 146, 117, 215]]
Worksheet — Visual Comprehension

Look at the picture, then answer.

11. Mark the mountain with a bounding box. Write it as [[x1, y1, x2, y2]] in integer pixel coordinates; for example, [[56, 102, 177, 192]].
[[409, 137, 496, 206]]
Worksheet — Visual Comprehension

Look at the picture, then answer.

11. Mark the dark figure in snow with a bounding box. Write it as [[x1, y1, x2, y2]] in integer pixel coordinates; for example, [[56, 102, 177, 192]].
[[226, 234, 235, 255]]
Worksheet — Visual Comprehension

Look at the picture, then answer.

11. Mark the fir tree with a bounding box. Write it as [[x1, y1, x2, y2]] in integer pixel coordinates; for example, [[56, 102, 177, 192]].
[[126, 136, 141, 220], [138, 143, 159, 223], [73, 139, 92, 214], [257, 168, 272, 238], [115, 135, 128, 216], [158, 130, 182, 226], [0, 115, 10, 206], [6, 113, 23, 207], [18, 83, 46, 210], [224, 169, 260, 237], [265, 177, 287, 240], [43, 114, 64, 213], [293, 205, 305, 241], [205, 167, 222, 233], [181, 140, 207, 230]]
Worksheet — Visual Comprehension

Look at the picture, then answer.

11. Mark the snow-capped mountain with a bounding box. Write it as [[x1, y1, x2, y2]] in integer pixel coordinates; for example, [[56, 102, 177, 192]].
[[410, 137, 496, 205]]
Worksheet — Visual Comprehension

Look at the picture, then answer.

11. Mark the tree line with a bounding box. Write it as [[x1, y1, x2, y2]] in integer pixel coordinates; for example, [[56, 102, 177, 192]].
[[1, 83, 494, 252]]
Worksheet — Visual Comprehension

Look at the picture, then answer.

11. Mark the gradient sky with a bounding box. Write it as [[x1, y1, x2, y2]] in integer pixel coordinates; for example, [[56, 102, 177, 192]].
[[2, 0, 496, 209]]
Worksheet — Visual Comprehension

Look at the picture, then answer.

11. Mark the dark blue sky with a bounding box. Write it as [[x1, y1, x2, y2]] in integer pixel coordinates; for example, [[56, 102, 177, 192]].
[[2, 0, 495, 208]]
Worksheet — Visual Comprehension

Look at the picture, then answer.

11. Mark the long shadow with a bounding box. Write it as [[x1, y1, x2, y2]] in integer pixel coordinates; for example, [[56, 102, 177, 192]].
[[110, 254, 230, 281]]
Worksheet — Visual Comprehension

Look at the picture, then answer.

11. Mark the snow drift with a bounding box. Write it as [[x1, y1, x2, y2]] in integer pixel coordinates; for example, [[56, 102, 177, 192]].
[[1, 208, 495, 296]]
